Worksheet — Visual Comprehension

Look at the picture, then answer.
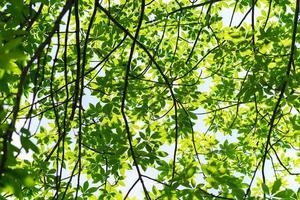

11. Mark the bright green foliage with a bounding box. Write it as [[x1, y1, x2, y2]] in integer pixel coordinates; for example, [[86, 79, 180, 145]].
[[0, 0, 300, 199]]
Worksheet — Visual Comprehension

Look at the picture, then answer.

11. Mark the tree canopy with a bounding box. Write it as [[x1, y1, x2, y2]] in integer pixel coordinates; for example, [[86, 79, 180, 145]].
[[0, 0, 300, 199]]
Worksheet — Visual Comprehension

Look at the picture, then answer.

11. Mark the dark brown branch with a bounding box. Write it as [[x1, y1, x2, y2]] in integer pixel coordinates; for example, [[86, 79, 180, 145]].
[[96, 0, 179, 185], [146, 0, 223, 25], [0, 0, 73, 176], [270, 145, 300, 175], [236, 0, 258, 28], [261, 0, 299, 184], [124, 179, 139, 200], [229, 0, 238, 27], [112, 0, 150, 199]]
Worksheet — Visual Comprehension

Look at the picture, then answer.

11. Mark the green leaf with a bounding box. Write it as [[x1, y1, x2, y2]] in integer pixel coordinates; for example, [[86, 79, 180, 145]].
[[86, 187, 98, 194], [186, 167, 196, 178], [23, 175, 35, 187], [21, 136, 39, 153], [102, 103, 113, 115], [262, 183, 269, 194], [271, 179, 281, 194], [20, 128, 30, 136], [83, 181, 89, 191], [274, 189, 297, 199]]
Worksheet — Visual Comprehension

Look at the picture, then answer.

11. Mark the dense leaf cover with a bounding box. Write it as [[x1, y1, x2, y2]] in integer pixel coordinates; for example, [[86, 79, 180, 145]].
[[0, 0, 300, 199]]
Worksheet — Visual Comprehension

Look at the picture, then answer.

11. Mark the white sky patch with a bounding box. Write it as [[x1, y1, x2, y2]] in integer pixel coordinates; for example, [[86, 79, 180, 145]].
[[216, 130, 239, 144], [148, 13, 156, 21], [119, 166, 162, 198], [82, 88, 99, 110], [198, 77, 213, 93], [162, 0, 172, 3], [220, 5, 261, 27]]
